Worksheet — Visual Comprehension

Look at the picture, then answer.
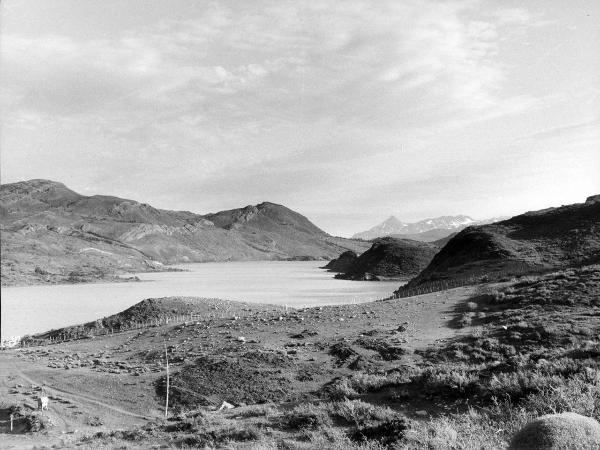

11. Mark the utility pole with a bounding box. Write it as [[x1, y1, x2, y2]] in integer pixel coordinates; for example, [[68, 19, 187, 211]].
[[164, 340, 169, 419]]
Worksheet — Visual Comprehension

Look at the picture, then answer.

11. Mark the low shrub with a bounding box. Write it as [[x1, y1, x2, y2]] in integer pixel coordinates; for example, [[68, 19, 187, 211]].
[[232, 404, 277, 418], [86, 415, 103, 427], [327, 400, 396, 427], [350, 373, 391, 393], [24, 412, 50, 432], [352, 417, 407, 445], [283, 404, 332, 430], [322, 377, 360, 400]]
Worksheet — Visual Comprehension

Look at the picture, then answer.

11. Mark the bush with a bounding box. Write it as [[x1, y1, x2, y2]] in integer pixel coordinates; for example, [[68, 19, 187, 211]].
[[458, 313, 473, 328], [283, 404, 332, 430], [521, 373, 600, 420], [323, 377, 360, 400], [352, 418, 407, 445], [355, 338, 406, 360], [350, 373, 391, 393], [24, 412, 50, 432], [178, 425, 261, 446], [232, 404, 276, 418], [327, 400, 396, 427], [330, 342, 358, 364], [86, 415, 103, 427]]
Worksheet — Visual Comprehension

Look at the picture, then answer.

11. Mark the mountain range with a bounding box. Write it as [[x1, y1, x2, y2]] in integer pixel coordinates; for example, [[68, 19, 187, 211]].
[[0, 179, 369, 286], [352, 215, 507, 241]]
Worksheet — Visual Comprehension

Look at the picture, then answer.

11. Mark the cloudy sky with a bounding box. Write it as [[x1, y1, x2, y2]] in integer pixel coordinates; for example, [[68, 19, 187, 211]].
[[1, 0, 599, 236]]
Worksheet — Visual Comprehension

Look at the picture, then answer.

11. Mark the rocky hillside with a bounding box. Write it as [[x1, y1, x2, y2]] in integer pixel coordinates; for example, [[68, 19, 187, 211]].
[[321, 250, 359, 273], [333, 237, 438, 281], [407, 195, 600, 286], [0, 180, 369, 286]]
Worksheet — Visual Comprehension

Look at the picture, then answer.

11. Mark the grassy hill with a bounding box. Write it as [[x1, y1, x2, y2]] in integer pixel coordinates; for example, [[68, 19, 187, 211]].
[[333, 237, 438, 281], [322, 250, 359, 273], [407, 195, 600, 286]]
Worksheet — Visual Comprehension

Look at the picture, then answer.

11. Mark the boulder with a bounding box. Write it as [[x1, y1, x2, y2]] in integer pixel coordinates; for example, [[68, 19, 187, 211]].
[[509, 412, 600, 450]]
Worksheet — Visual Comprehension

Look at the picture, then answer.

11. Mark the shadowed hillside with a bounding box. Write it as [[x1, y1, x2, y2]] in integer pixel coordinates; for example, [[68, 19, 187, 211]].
[[407, 195, 600, 286], [322, 250, 359, 273], [334, 237, 438, 281], [0, 180, 369, 286]]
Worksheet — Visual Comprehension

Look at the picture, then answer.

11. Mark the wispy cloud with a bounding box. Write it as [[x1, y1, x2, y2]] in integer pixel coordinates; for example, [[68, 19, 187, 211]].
[[1, 0, 598, 236]]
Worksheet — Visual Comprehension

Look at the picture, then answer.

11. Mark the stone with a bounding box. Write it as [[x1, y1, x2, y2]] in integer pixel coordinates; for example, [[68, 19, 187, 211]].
[[509, 412, 600, 450], [218, 401, 235, 410]]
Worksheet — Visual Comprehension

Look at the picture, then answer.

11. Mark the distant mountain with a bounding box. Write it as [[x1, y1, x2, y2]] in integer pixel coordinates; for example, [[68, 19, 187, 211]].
[[0, 179, 369, 286], [406, 195, 600, 287], [353, 215, 508, 242], [333, 237, 439, 281], [352, 215, 475, 240], [390, 228, 460, 243]]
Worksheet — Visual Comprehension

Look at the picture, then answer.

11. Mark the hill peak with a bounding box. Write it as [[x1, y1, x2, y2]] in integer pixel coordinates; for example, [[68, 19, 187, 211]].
[[0, 178, 83, 209], [1, 178, 74, 193], [204, 201, 327, 236], [586, 194, 600, 204]]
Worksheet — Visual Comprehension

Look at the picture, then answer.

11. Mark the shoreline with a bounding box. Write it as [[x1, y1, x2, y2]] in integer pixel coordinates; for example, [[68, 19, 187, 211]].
[[1, 262, 400, 339]]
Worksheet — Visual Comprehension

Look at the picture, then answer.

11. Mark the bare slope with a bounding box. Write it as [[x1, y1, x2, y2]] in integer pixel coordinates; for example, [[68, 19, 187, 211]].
[[0, 180, 369, 285], [408, 195, 600, 286]]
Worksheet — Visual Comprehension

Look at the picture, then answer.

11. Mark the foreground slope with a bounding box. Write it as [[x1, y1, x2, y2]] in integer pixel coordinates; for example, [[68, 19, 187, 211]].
[[408, 195, 600, 286], [3, 265, 598, 449], [0, 180, 368, 285]]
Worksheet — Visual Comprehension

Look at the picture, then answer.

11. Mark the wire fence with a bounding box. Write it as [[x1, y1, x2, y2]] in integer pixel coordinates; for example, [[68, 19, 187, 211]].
[[388, 261, 571, 300], [19, 313, 206, 348]]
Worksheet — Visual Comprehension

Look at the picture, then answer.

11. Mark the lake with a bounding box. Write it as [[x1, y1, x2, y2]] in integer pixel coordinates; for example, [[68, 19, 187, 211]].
[[0, 261, 402, 339]]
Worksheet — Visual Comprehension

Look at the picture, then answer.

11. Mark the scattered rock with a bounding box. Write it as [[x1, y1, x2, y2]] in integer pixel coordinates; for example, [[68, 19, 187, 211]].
[[218, 401, 235, 410]]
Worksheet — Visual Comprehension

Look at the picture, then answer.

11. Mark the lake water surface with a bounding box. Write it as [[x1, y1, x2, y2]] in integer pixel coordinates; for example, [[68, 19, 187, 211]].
[[1, 261, 401, 338]]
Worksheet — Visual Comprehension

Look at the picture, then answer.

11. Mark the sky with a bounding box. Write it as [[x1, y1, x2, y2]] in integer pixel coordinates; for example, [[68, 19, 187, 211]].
[[1, 0, 599, 237]]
